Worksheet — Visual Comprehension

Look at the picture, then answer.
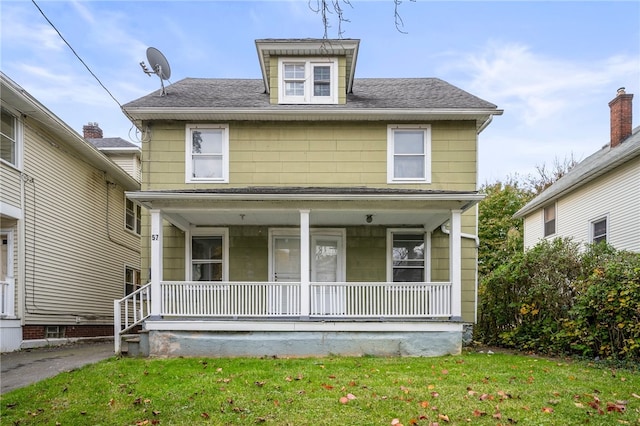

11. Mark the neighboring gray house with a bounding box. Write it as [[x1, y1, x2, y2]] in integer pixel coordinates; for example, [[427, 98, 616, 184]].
[[84, 123, 142, 183], [515, 89, 639, 252]]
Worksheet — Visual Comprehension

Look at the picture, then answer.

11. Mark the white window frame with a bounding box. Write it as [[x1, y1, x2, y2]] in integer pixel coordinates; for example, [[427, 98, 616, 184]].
[[386, 229, 430, 283], [543, 203, 556, 238], [124, 265, 141, 296], [387, 125, 431, 183], [186, 228, 229, 281], [125, 197, 141, 235], [590, 215, 608, 244], [1, 107, 23, 170], [185, 124, 229, 183], [278, 57, 338, 104]]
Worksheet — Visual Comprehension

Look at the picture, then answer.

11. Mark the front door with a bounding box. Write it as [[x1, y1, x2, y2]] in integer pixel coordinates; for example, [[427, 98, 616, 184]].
[[270, 235, 300, 314], [311, 234, 345, 315]]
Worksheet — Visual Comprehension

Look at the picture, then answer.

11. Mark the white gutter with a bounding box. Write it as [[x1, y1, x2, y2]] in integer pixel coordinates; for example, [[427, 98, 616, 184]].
[[124, 107, 503, 119], [126, 191, 486, 203]]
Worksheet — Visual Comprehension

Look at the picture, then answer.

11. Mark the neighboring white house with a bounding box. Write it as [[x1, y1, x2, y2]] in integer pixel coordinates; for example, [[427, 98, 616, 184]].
[[0, 73, 141, 352], [514, 89, 640, 252]]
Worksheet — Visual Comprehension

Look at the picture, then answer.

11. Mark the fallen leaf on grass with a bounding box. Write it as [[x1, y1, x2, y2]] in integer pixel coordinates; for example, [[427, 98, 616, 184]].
[[472, 409, 487, 417], [438, 413, 450, 422], [541, 407, 554, 413], [339, 397, 349, 404], [606, 402, 626, 413]]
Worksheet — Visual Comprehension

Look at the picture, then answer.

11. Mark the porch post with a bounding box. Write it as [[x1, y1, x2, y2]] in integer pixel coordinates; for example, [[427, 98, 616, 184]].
[[450, 209, 462, 320], [150, 209, 163, 317], [300, 209, 310, 317]]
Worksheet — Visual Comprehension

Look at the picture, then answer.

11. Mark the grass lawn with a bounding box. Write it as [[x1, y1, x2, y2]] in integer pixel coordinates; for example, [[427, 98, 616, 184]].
[[1, 349, 639, 425]]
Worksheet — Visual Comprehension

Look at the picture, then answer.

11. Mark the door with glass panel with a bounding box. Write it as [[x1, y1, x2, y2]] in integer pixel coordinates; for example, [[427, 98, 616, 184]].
[[311, 235, 345, 315], [270, 235, 300, 314]]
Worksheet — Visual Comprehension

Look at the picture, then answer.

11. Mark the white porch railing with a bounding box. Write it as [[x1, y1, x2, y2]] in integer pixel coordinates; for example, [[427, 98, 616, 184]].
[[159, 281, 451, 318], [113, 282, 152, 353]]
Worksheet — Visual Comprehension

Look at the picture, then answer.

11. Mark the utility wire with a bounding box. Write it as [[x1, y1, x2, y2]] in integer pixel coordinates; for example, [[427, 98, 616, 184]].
[[30, 0, 139, 127]]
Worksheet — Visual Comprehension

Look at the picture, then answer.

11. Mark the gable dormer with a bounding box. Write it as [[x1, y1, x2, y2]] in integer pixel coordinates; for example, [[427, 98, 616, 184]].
[[255, 38, 360, 105]]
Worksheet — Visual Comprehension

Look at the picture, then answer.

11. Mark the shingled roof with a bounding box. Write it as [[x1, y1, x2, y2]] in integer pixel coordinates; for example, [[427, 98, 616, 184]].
[[514, 125, 640, 218], [123, 77, 497, 111]]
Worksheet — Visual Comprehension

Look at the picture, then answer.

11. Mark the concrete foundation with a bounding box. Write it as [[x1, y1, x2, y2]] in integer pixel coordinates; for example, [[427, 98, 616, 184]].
[[148, 330, 462, 358]]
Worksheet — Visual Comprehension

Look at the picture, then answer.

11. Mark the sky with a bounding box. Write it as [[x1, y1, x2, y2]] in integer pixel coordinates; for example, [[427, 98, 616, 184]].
[[1, 0, 639, 184]]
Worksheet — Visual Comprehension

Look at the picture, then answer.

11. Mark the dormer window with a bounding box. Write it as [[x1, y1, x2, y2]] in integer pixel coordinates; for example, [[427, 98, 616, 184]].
[[278, 58, 338, 104]]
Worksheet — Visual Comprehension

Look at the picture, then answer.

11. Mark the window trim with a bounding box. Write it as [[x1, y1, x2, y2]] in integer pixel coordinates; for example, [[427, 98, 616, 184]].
[[386, 229, 429, 283], [124, 197, 142, 235], [185, 124, 229, 183], [1, 107, 23, 170], [590, 215, 608, 244], [543, 203, 556, 238], [186, 228, 229, 281], [278, 57, 338, 104], [387, 125, 431, 183]]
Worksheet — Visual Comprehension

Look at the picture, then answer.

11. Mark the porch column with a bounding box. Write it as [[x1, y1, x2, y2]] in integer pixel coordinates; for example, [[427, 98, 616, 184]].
[[300, 209, 310, 317], [150, 209, 163, 317], [450, 209, 462, 320]]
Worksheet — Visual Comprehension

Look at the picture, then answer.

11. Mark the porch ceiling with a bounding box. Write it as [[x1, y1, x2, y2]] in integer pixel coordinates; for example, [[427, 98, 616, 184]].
[[164, 208, 451, 230], [128, 189, 484, 231]]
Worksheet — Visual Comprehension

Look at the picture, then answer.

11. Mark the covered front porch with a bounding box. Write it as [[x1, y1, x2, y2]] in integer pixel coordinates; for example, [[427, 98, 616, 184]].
[[116, 188, 480, 357]]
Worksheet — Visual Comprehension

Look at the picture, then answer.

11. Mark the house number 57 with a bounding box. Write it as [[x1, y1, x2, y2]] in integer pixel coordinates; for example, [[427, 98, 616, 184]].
[[151, 234, 159, 241]]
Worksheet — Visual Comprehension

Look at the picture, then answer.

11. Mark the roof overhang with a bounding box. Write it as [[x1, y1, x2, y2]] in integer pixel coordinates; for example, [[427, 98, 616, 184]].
[[1, 72, 139, 191], [126, 188, 484, 231], [255, 39, 360, 95], [124, 108, 503, 132]]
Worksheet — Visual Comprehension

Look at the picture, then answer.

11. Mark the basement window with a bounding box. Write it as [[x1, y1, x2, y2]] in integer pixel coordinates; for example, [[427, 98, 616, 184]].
[[45, 326, 64, 339]]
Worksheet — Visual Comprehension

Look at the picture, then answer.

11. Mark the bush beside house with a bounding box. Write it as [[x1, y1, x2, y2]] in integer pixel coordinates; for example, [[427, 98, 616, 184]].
[[477, 238, 640, 362]]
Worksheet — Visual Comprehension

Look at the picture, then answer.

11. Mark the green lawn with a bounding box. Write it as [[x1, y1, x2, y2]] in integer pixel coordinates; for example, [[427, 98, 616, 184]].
[[2, 349, 639, 425]]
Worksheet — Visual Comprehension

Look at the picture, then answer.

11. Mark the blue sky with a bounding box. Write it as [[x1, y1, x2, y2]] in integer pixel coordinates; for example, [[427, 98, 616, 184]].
[[1, 1, 639, 183]]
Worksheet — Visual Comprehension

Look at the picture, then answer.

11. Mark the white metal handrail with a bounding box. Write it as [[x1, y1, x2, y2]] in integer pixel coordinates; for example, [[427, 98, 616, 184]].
[[113, 282, 152, 353]]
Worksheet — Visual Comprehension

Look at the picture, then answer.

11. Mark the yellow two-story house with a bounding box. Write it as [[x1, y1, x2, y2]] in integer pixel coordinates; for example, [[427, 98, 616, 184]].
[[119, 39, 502, 357]]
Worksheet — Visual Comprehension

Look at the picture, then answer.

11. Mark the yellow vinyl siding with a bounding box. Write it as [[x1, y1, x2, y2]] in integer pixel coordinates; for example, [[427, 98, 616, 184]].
[[20, 119, 140, 325], [146, 121, 477, 191]]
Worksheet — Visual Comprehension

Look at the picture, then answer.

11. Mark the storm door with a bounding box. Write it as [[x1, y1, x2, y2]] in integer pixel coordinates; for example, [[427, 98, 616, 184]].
[[269, 235, 300, 314], [310, 234, 345, 315]]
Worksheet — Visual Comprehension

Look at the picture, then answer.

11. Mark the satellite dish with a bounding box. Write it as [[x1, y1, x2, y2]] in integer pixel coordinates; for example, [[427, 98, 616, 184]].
[[140, 47, 171, 96]]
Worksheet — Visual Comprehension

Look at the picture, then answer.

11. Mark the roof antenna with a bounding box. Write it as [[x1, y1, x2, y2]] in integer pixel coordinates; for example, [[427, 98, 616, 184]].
[[140, 47, 172, 96]]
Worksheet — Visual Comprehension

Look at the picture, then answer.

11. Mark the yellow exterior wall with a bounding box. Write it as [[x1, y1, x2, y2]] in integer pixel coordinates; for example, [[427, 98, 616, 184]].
[[143, 121, 477, 192]]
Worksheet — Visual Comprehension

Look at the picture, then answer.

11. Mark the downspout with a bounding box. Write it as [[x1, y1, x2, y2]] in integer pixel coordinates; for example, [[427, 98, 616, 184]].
[[17, 173, 26, 324], [440, 223, 479, 248]]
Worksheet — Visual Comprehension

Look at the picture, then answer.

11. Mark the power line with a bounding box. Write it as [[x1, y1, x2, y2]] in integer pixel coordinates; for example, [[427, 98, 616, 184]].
[[30, 0, 138, 127]]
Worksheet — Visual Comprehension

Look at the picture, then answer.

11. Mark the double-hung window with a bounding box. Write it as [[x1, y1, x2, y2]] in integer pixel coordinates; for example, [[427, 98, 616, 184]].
[[279, 58, 338, 104], [186, 124, 229, 183], [125, 198, 141, 235], [1, 108, 21, 168], [190, 229, 228, 281], [125, 266, 141, 295], [387, 125, 431, 183], [591, 217, 607, 244], [388, 231, 426, 283], [543, 204, 556, 237]]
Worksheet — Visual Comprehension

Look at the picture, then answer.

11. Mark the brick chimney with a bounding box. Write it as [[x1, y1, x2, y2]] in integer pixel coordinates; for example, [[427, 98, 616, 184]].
[[608, 88, 633, 148], [83, 122, 103, 139]]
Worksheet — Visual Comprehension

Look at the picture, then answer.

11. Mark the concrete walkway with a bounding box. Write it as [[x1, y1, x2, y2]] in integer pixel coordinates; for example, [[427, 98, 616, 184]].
[[0, 341, 115, 394]]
